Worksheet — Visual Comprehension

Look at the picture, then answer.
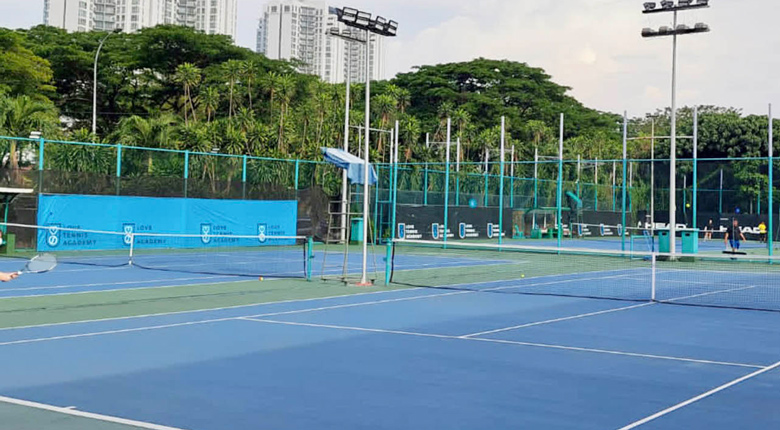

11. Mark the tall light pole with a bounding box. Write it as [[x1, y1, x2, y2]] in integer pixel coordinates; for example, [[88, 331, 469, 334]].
[[93, 29, 121, 136], [335, 7, 398, 285], [327, 28, 360, 243], [642, 0, 710, 254]]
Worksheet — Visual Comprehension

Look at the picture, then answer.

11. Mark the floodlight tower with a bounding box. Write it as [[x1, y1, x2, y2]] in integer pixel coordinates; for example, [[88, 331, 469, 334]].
[[334, 7, 398, 285], [642, 0, 710, 254]]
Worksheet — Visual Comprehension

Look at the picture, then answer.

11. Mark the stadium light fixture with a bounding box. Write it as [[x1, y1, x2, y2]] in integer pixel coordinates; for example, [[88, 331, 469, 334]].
[[643, 2, 657, 11], [641, 0, 710, 255], [333, 6, 398, 285]]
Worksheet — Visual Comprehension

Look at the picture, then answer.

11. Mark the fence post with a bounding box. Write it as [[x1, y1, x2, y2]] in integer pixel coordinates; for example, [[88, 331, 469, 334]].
[[115, 144, 122, 195], [621, 111, 628, 252], [294, 159, 300, 190], [693, 106, 698, 229], [242, 155, 248, 199], [423, 163, 428, 206], [183, 150, 189, 198], [306, 236, 314, 281], [385, 241, 392, 285], [769, 103, 774, 256], [38, 137, 45, 193]]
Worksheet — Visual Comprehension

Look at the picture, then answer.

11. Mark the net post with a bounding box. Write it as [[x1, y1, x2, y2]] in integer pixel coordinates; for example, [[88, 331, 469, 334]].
[[306, 236, 313, 281], [651, 253, 657, 302], [128, 232, 135, 266], [385, 240, 393, 285]]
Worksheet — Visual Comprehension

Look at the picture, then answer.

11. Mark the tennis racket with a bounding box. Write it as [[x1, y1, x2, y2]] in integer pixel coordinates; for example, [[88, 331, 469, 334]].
[[17, 253, 58, 275]]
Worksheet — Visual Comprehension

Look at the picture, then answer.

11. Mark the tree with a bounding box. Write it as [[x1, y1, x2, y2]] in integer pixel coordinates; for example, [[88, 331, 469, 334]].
[[174, 62, 201, 124], [199, 86, 220, 123], [222, 59, 242, 119], [116, 114, 177, 173], [0, 95, 58, 172], [0, 29, 55, 98]]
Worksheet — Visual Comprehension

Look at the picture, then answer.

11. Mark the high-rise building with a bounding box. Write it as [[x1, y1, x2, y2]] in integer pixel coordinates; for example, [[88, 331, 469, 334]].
[[256, 0, 385, 84], [43, 0, 237, 39]]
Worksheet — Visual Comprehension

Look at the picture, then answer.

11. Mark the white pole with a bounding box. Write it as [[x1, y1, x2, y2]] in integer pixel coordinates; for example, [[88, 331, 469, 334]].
[[340, 55, 351, 243], [93, 32, 113, 136], [651, 120, 655, 230], [360, 32, 371, 285], [669, 10, 679, 254]]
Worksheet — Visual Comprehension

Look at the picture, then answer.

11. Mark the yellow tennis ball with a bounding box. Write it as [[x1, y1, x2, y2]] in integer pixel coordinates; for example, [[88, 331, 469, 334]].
[[258, 276, 264, 281], [521, 274, 525, 278]]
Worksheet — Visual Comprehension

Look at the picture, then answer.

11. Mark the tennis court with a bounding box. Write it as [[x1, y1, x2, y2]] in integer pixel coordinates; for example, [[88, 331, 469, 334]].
[[0, 238, 778, 429]]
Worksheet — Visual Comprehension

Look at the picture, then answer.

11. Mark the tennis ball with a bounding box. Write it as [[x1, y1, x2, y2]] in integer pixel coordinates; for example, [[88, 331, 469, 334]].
[[258, 276, 264, 281], [521, 274, 525, 278], [686, 203, 691, 208]]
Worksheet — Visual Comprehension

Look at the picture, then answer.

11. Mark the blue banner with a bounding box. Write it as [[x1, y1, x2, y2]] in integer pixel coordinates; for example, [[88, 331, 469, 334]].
[[37, 194, 298, 252]]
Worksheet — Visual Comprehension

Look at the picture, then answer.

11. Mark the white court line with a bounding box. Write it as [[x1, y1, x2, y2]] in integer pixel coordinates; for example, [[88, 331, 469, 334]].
[[618, 360, 780, 429], [460, 303, 654, 338], [0, 275, 233, 294], [0, 279, 252, 301], [0, 395, 187, 430], [662, 285, 764, 304], [239, 318, 763, 369], [0, 266, 649, 333], [0, 270, 646, 345], [0, 287, 425, 332], [0, 318, 237, 347]]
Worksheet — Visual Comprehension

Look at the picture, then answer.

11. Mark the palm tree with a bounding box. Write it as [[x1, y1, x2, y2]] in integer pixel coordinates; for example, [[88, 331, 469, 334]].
[[260, 71, 281, 118], [276, 74, 296, 151], [372, 93, 397, 158], [0, 96, 58, 173], [117, 114, 177, 173], [240, 60, 261, 111], [174, 63, 201, 125], [199, 86, 220, 123], [222, 60, 242, 119], [435, 101, 455, 141]]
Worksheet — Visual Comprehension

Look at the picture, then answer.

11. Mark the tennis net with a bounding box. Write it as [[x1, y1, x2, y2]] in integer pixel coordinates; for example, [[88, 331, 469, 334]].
[[1, 223, 312, 279], [389, 239, 780, 312]]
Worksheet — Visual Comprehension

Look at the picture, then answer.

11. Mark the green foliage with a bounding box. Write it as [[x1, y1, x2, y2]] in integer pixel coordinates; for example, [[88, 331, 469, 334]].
[[0, 29, 55, 97]]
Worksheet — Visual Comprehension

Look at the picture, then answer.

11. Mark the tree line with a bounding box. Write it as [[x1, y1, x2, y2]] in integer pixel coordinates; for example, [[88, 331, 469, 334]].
[[0, 24, 777, 209]]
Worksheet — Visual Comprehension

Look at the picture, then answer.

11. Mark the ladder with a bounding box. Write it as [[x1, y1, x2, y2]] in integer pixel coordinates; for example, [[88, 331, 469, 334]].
[[320, 184, 379, 284]]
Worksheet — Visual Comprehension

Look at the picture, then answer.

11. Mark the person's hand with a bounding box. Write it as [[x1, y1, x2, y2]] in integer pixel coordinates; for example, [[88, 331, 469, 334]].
[[0, 272, 19, 282]]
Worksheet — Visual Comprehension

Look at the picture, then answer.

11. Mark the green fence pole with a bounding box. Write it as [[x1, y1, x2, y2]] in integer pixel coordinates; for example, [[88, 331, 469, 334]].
[[621, 112, 628, 252], [242, 155, 248, 199], [384, 241, 392, 285], [557, 114, 564, 249], [693, 106, 698, 229], [769, 103, 774, 256], [115, 144, 122, 195], [183, 150, 189, 198], [423, 163, 429, 206], [294, 159, 300, 190], [443, 119, 452, 246], [391, 123, 399, 240], [306, 236, 313, 281], [38, 137, 45, 170], [499, 116, 506, 245]]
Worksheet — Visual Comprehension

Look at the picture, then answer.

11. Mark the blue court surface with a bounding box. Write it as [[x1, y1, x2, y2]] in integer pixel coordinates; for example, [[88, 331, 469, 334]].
[[0, 250, 778, 429], [518, 236, 769, 253]]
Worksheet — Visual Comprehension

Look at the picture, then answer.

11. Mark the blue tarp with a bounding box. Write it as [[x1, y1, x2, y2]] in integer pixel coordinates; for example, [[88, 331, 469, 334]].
[[321, 147, 378, 185]]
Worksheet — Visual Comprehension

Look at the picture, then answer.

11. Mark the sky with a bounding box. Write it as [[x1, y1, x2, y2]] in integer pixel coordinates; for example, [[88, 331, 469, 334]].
[[2, 0, 779, 116]]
